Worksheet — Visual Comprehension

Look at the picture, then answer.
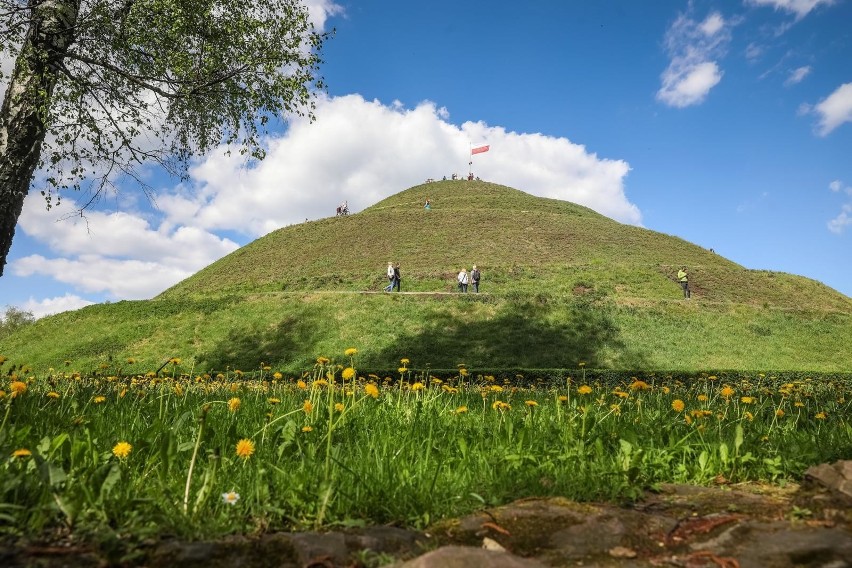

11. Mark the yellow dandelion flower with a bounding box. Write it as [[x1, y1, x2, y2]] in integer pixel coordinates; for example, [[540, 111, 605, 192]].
[[313, 378, 328, 387], [268, 397, 281, 405], [609, 403, 622, 415], [815, 412, 827, 420], [459, 368, 469, 377], [558, 395, 568, 403], [744, 411, 754, 421], [490, 385, 503, 392], [491, 400, 511, 411], [112, 441, 132, 459], [345, 348, 358, 357], [12, 448, 32, 458], [629, 380, 650, 390], [301, 426, 313, 433], [794, 401, 805, 407], [0, 390, 5, 399], [316, 357, 330, 365], [455, 406, 468, 414], [119, 387, 127, 398], [442, 385, 458, 394], [400, 358, 410, 365], [228, 397, 241, 412], [93, 395, 106, 404], [342, 367, 356, 381], [525, 400, 538, 407], [364, 383, 379, 398], [775, 408, 785, 417], [697, 394, 709, 402], [272, 372, 283, 380], [411, 382, 425, 391], [672, 399, 685, 412], [720, 385, 735, 398], [334, 403, 345, 412], [296, 380, 307, 389], [662, 386, 671, 394], [613, 390, 629, 399], [10, 381, 27, 397], [46, 391, 60, 399], [740, 396, 755, 404], [173, 384, 183, 396], [235, 439, 255, 459], [577, 385, 593, 395], [303, 399, 313, 414], [684, 414, 693, 425], [397, 367, 408, 374]]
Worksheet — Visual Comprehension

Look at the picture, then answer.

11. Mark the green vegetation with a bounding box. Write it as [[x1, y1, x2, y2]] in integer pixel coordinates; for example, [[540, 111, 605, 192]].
[[1, 181, 850, 373], [1, 356, 849, 544]]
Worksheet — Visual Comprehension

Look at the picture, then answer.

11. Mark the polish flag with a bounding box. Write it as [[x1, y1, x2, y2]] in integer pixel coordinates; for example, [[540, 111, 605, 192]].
[[471, 144, 490, 155]]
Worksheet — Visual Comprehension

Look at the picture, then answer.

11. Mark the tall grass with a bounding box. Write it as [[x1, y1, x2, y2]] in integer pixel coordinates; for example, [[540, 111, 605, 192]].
[[1, 354, 849, 542]]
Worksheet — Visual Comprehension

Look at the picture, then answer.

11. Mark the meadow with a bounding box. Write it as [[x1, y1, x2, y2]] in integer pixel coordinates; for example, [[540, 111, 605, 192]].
[[2, 351, 850, 547]]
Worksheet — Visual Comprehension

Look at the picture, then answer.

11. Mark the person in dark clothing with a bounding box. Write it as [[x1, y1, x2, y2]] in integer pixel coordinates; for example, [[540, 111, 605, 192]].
[[393, 263, 401, 292], [471, 264, 481, 293]]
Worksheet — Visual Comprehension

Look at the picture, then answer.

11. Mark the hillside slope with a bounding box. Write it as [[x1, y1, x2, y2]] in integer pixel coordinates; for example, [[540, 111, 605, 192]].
[[2, 181, 850, 373]]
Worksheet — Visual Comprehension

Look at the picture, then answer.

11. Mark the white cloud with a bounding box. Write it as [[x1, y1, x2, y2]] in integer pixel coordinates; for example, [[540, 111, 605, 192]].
[[812, 82, 852, 136], [304, 0, 344, 31], [13, 195, 239, 300], [162, 94, 641, 237], [657, 11, 730, 108], [784, 65, 811, 85], [21, 294, 95, 319], [745, 0, 835, 19], [827, 180, 852, 234]]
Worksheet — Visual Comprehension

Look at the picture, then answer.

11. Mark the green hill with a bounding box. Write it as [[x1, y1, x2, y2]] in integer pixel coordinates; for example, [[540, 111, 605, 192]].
[[2, 181, 850, 374]]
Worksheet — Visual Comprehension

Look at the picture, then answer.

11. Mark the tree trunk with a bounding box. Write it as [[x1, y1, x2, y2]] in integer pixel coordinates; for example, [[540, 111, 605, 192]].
[[0, 0, 79, 276]]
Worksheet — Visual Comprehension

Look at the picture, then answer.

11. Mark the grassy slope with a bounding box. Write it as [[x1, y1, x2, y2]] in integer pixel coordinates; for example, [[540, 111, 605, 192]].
[[2, 181, 850, 373]]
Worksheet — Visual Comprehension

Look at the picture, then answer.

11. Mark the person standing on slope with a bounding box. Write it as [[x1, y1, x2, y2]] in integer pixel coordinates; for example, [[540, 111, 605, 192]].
[[457, 268, 469, 293], [393, 263, 401, 292], [677, 266, 690, 299], [471, 264, 481, 293], [384, 262, 395, 292]]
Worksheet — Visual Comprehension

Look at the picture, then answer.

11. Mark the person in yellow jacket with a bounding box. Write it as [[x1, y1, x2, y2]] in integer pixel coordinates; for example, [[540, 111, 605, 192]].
[[677, 267, 690, 299]]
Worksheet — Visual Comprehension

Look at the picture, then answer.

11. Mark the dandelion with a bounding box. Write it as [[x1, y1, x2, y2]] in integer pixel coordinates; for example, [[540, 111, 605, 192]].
[[455, 406, 468, 414], [609, 403, 622, 416], [697, 394, 709, 402], [112, 441, 132, 459], [222, 491, 240, 506], [301, 426, 313, 433], [525, 400, 538, 407], [268, 397, 281, 405], [794, 401, 805, 407], [459, 368, 469, 377], [411, 382, 425, 391], [492, 400, 511, 411], [397, 367, 408, 374], [235, 439, 255, 459], [743, 411, 754, 421], [296, 380, 307, 389], [662, 386, 671, 394], [303, 400, 313, 414], [119, 387, 127, 398], [720, 386, 735, 399], [672, 399, 685, 412], [775, 409, 785, 417], [228, 397, 241, 412], [12, 448, 32, 458], [46, 391, 60, 399], [577, 385, 593, 395], [629, 380, 650, 391], [334, 403, 345, 412], [93, 395, 106, 404], [558, 395, 568, 403], [345, 348, 358, 357], [272, 372, 283, 380], [342, 367, 356, 381], [0, 390, 5, 399], [815, 412, 827, 420], [10, 381, 27, 397], [400, 358, 410, 365], [741, 396, 755, 404], [490, 385, 503, 393]]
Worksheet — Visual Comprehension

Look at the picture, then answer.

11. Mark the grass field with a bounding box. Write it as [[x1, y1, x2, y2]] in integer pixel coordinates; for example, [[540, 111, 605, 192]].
[[2, 353, 850, 544]]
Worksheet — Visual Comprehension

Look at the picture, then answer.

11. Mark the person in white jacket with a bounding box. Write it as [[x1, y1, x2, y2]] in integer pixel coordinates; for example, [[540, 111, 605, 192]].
[[457, 268, 469, 293]]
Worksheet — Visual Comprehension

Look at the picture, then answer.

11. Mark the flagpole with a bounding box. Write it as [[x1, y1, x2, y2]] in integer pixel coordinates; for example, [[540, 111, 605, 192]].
[[468, 142, 473, 178]]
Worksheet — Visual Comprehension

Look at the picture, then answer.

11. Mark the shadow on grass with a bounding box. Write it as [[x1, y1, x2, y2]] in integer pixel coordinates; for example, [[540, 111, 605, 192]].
[[195, 307, 323, 372], [368, 298, 650, 369]]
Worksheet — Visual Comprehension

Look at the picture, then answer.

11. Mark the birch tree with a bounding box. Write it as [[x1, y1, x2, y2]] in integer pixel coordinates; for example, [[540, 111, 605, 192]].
[[0, 0, 328, 275]]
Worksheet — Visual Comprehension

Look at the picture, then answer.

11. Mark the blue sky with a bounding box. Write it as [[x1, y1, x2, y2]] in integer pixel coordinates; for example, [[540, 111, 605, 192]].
[[1, 0, 851, 318]]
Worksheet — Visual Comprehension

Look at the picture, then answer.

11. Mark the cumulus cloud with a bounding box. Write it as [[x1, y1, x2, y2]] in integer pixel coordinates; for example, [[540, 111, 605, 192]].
[[784, 65, 811, 85], [811, 83, 852, 136], [745, 0, 835, 19], [657, 11, 730, 108], [827, 180, 852, 234], [21, 295, 95, 320], [161, 94, 641, 236], [13, 195, 239, 300]]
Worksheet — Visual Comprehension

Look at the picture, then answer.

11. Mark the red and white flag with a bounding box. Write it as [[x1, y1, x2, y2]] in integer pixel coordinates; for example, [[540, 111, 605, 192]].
[[471, 144, 490, 155]]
